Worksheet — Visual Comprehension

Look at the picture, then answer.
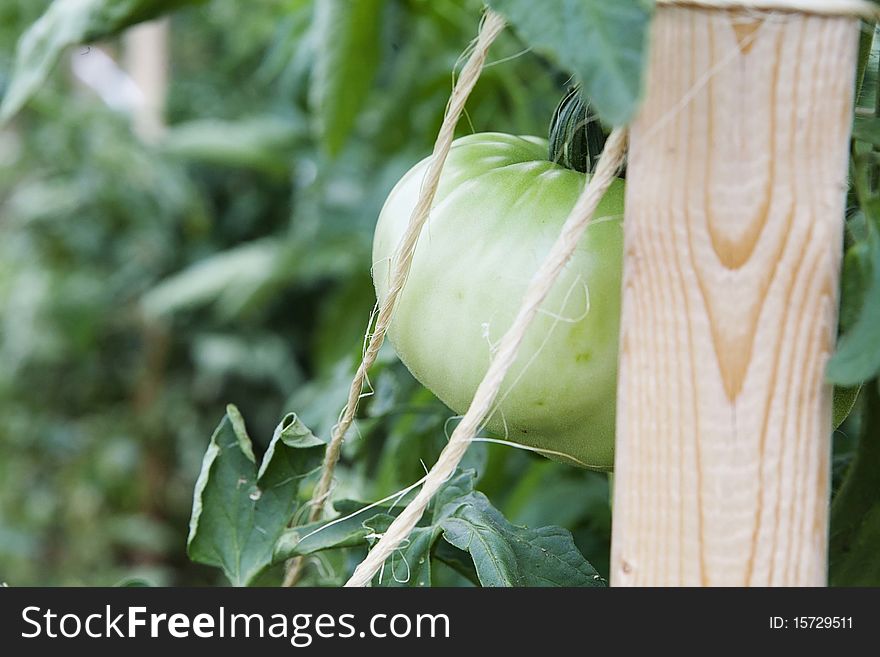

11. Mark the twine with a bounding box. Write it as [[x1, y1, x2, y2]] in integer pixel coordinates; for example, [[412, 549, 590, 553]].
[[282, 9, 506, 587], [345, 128, 629, 587]]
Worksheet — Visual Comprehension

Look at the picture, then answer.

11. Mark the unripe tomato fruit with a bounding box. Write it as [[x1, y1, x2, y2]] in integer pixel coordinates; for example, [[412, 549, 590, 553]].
[[372, 133, 624, 470]]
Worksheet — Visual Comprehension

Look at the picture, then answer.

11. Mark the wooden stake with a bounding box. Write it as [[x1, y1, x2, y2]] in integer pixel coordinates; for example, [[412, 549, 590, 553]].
[[610, 6, 858, 586], [124, 19, 169, 143]]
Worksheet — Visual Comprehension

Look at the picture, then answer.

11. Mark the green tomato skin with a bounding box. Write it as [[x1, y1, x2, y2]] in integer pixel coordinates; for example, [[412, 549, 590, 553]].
[[372, 133, 624, 470]]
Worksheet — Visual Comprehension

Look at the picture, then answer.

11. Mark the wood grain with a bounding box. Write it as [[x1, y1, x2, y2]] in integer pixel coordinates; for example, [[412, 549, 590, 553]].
[[610, 7, 857, 586]]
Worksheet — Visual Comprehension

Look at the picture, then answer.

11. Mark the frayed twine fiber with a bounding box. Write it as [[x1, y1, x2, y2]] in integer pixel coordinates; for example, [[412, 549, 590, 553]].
[[345, 127, 628, 587]]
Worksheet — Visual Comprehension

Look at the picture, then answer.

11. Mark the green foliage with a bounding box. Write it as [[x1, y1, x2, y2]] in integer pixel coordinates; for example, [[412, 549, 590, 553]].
[[830, 383, 880, 586], [856, 22, 875, 101], [273, 470, 604, 587], [363, 514, 438, 587], [826, 27, 880, 584], [833, 384, 862, 430], [0, 100, 210, 585], [187, 406, 325, 586], [831, 98, 880, 387], [440, 491, 604, 587], [309, 0, 385, 156], [487, 0, 652, 125], [274, 500, 402, 559], [1, 0, 596, 586], [852, 116, 880, 146], [9, 0, 871, 591], [828, 217, 880, 386], [140, 239, 285, 320], [1, 0, 206, 122], [161, 116, 304, 175]]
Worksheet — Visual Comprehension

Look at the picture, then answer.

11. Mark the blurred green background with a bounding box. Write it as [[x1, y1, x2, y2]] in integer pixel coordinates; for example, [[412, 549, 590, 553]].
[[0, 0, 617, 586]]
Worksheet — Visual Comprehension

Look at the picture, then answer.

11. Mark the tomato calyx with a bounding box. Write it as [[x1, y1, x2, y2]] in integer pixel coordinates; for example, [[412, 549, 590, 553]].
[[548, 87, 606, 175]]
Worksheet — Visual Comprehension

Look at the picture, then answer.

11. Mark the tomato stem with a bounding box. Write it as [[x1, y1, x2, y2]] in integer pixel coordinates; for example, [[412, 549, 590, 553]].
[[548, 87, 606, 174]]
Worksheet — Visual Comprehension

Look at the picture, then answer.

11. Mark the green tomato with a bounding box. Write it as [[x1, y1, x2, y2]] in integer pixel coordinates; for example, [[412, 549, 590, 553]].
[[372, 133, 624, 470]]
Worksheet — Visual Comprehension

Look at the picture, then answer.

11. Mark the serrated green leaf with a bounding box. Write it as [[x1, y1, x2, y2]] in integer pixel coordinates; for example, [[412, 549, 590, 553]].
[[487, 0, 652, 125], [830, 382, 880, 585], [1, 0, 205, 122], [439, 491, 605, 587], [187, 405, 325, 586], [309, 0, 384, 156], [827, 228, 880, 385]]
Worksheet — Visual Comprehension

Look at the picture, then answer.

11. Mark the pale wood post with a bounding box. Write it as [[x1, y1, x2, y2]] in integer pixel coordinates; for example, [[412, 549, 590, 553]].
[[124, 18, 170, 143], [610, 5, 859, 586]]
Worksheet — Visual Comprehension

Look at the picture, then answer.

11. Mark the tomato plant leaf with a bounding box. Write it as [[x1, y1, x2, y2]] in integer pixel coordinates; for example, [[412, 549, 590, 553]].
[[486, 0, 652, 125], [187, 405, 325, 586], [439, 491, 606, 587], [271, 469, 601, 587], [274, 501, 404, 559], [362, 470, 480, 587], [309, 0, 384, 156], [830, 381, 880, 585], [827, 227, 880, 385], [0, 0, 205, 122]]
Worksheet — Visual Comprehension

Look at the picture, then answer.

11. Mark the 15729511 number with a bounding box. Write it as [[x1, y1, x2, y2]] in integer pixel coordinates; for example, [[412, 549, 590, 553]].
[[793, 617, 852, 629]]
